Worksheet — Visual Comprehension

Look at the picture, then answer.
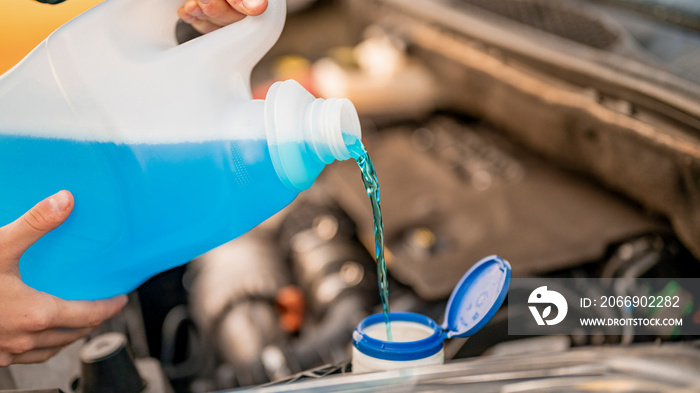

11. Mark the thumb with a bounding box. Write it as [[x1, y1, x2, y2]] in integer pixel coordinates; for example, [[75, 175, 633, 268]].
[[1, 190, 74, 261]]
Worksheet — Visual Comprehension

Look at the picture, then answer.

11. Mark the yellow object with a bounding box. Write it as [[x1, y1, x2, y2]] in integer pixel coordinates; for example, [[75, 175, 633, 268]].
[[273, 55, 311, 79], [0, 0, 104, 74]]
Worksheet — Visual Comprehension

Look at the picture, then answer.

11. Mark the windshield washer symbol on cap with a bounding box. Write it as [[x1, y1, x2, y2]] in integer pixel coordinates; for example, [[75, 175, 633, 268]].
[[528, 286, 568, 326]]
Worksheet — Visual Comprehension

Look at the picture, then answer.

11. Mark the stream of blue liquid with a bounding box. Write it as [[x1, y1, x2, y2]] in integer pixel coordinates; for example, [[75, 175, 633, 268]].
[[348, 139, 392, 341]]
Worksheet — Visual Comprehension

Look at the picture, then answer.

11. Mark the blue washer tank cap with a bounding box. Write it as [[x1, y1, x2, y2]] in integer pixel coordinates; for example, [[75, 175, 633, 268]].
[[441, 255, 512, 339]]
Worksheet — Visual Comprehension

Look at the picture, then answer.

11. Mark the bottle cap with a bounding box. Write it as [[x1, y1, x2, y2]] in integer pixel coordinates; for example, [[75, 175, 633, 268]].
[[441, 255, 511, 338]]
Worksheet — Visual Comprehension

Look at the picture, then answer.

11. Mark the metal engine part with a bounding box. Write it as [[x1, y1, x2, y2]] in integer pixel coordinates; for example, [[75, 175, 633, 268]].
[[186, 196, 381, 387], [273, 198, 380, 372], [188, 231, 292, 386], [321, 116, 663, 299], [345, 0, 700, 264], [460, 0, 623, 50]]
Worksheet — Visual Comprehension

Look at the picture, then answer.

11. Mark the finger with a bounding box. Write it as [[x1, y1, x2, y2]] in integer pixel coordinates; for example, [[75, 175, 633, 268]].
[[180, 0, 223, 34], [11, 347, 62, 364], [225, 0, 267, 16], [52, 295, 128, 329], [33, 327, 94, 349], [182, 0, 206, 19], [197, 0, 246, 26], [0, 190, 73, 262], [190, 18, 224, 34], [178, 6, 196, 24]]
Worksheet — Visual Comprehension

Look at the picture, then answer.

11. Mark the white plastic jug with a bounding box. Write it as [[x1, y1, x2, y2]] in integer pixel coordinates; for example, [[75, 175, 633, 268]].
[[0, 0, 361, 300]]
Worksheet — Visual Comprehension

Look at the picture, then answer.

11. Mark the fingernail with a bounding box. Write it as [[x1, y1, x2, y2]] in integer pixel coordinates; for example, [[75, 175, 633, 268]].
[[48, 190, 70, 212], [243, 0, 264, 12], [199, 0, 210, 4]]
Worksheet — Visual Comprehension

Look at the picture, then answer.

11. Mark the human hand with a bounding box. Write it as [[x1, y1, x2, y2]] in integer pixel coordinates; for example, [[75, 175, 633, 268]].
[[0, 190, 127, 366], [178, 0, 269, 34]]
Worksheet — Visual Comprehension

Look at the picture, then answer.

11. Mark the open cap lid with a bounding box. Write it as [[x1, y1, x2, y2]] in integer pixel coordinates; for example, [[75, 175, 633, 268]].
[[441, 255, 511, 339]]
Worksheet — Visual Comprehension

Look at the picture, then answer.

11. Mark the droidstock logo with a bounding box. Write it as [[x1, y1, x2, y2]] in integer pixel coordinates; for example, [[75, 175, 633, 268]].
[[528, 286, 568, 326]]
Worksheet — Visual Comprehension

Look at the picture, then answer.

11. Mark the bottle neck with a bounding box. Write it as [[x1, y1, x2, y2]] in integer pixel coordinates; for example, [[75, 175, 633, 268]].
[[265, 80, 361, 191], [302, 97, 361, 164]]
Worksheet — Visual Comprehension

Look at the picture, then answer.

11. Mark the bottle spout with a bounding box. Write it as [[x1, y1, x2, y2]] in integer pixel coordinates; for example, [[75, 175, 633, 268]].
[[303, 96, 362, 163], [265, 80, 362, 191]]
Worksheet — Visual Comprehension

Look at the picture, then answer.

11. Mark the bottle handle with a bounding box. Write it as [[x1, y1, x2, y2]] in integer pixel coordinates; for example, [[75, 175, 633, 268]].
[[168, 0, 287, 74], [16, 0, 288, 135], [93, 0, 286, 78]]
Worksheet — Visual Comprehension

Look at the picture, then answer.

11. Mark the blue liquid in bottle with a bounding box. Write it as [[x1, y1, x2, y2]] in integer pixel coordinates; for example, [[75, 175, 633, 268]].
[[0, 134, 298, 300]]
